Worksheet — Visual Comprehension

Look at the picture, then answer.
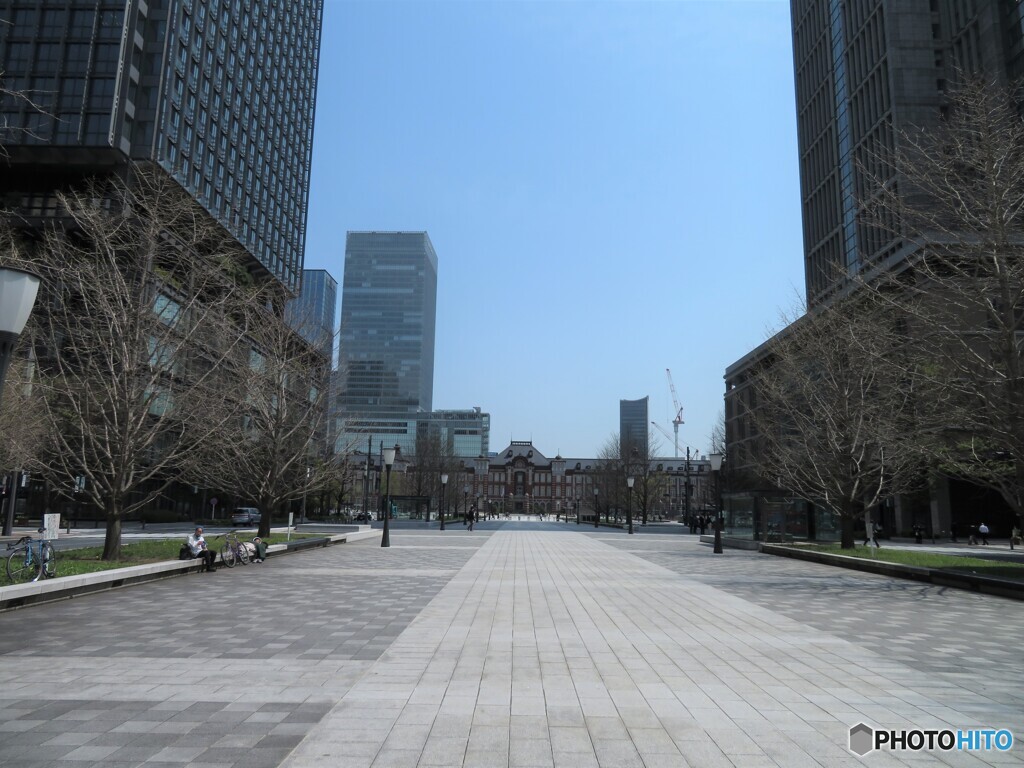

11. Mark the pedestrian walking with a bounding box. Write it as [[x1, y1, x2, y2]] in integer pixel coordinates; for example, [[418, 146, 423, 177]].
[[978, 522, 990, 545], [870, 521, 881, 548], [467, 506, 474, 532]]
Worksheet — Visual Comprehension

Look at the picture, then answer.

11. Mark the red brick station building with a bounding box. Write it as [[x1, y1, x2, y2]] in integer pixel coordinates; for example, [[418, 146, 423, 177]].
[[377, 441, 713, 523]]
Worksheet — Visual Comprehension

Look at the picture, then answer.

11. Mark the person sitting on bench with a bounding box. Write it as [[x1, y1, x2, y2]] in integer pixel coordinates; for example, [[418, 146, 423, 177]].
[[186, 527, 217, 572]]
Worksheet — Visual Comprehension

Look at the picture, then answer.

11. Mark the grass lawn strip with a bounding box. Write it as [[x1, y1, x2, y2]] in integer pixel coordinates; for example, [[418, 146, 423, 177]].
[[1, 533, 319, 586], [793, 543, 1024, 583]]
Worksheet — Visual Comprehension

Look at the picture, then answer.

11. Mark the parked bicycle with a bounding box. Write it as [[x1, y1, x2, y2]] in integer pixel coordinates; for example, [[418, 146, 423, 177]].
[[5, 532, 56, 584], [219, 531, 250, 568]]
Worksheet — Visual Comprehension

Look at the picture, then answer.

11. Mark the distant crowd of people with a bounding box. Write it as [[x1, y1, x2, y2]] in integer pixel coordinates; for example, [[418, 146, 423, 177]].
[[684, 514, 716, 535]]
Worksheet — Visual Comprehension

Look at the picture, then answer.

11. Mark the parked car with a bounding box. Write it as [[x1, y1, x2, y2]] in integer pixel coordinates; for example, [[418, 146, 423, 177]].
[[230, 507, 261, 526]]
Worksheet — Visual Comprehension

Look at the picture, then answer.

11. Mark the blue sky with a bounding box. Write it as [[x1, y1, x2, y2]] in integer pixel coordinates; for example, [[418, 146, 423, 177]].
[[303, 0, 804, 458]]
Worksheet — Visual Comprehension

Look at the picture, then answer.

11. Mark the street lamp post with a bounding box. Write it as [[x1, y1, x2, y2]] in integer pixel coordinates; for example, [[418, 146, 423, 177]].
[[626, 475, 635, 535], [381, 445, 397, 548], [440, 473, 448, 531], [710, 452, 724, 554], [0, 267, 41, 538], [576, 490, 581, 525], [684, 447, 692, 529], [593, 487, 599, 528], [463, 485, 469, 525]]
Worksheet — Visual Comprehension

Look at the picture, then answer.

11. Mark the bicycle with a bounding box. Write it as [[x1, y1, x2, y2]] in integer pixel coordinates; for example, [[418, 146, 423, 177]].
[[219, 531, 250, 568], [5, 532, 56, 584]]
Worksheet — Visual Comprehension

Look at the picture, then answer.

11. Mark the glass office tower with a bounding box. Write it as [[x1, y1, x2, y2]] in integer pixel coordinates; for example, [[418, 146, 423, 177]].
[[285, 269, 338, 362], [791, 0, 1018, 307], [619, 396, 649, 457], [0, 0, 323, 293], [338, 232, 438, 455]]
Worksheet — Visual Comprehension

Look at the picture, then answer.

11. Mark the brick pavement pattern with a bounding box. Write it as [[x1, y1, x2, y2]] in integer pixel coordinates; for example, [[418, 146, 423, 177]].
[[0, 537, 476, 768], [285, 530, 1024, 768], [1, 526, 1022, 767]]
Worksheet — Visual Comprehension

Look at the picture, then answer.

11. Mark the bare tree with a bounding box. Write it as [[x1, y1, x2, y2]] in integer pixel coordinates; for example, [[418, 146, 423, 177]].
[[406, 428, 457, 519], [595, 435, 623, 524], [749, 296, 924, 548], [11, 165, 255, 559], [188, 293, 331, 539], [594, 433, 666, 527], [709, 410, 725, 456], [632, 435, 667, 526], [858, 78, 1024, 526]]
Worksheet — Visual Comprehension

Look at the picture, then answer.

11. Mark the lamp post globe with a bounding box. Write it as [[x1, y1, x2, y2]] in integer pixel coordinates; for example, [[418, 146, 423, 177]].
[[709, 452, 724, 554], [0, 267, 41, 538], [381, 445, 397, 548], [440, 473, 448, 531], [626, 476, 635, 535]]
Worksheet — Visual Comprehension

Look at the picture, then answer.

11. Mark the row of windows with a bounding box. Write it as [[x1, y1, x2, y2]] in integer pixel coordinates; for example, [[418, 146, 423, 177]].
[[843, 6, 887, 103], [158, 0, 322, 291], [4, 5, 123, 39], [848, 62, 890, 149]]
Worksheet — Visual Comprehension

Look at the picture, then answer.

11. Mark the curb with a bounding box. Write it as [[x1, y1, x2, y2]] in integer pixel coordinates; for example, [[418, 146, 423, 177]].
[[0, 528, 383, 613], [759, 543, 1024, 600]]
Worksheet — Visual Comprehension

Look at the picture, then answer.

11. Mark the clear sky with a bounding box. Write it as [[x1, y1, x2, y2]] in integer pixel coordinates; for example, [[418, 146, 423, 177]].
[[303, 0, 805, 459]]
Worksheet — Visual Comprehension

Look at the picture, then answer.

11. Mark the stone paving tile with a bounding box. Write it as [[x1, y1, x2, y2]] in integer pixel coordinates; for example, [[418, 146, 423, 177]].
[[5, 526, 1024, 767], [283, 530, 1024, 768], [0, 537, 472, 768]]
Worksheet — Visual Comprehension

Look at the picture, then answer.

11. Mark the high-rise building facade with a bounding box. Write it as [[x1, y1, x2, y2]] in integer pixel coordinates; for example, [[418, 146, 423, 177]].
[[724, 0, 1024, 535], [0, 0, 324, 293], [619, 396, 648, 456], [337, 231, 438, 455], [285, 269, 337, 361], [793, 0, 1020, 307], [421, 408, 490, 459]]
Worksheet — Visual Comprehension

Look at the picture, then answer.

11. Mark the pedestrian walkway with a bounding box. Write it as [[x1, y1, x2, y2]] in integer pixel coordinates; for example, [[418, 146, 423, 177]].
[[0, 529, 1021, 767]]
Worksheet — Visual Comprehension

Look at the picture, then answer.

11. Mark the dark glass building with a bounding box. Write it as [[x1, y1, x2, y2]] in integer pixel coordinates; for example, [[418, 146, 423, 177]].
[[619, 396, 648, 457], [285, 268, 337, 362], [724, 0, 1024, 537], [792, 0, 1024, 307], [337, 231, 438, 455], [0, 0, 323, 293]]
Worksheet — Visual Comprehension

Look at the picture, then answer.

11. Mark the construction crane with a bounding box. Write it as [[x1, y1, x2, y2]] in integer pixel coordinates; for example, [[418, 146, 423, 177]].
[[665, 368, 684, 458], [650, 421, 676, 450]]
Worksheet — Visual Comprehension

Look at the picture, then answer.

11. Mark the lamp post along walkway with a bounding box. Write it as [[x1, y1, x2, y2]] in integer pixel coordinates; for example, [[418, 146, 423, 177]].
[[381, 445, 397, 548], [439, 473, 448, 531], [0, 266, 41, 538], [710, 451, 724, 554]]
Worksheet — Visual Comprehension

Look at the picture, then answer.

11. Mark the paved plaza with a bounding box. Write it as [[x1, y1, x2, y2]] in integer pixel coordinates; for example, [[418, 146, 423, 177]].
[[0, 523, 1021, 767]]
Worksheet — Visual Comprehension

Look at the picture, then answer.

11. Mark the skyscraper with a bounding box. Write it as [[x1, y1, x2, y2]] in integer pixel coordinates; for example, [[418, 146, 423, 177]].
[[725, 1, 1024, 524], [285, 269, 338, 362], [619, 397, 648, 457], [792, 0, 1021, 307], [0, 0, 324, 293], [337, 231, 438, 455]]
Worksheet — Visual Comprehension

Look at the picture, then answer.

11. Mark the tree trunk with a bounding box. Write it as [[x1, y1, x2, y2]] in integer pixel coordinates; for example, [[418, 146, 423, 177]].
[[257, 501, 272, 539], [102, 502, 122, 560], [840, 514, 856, 549]]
